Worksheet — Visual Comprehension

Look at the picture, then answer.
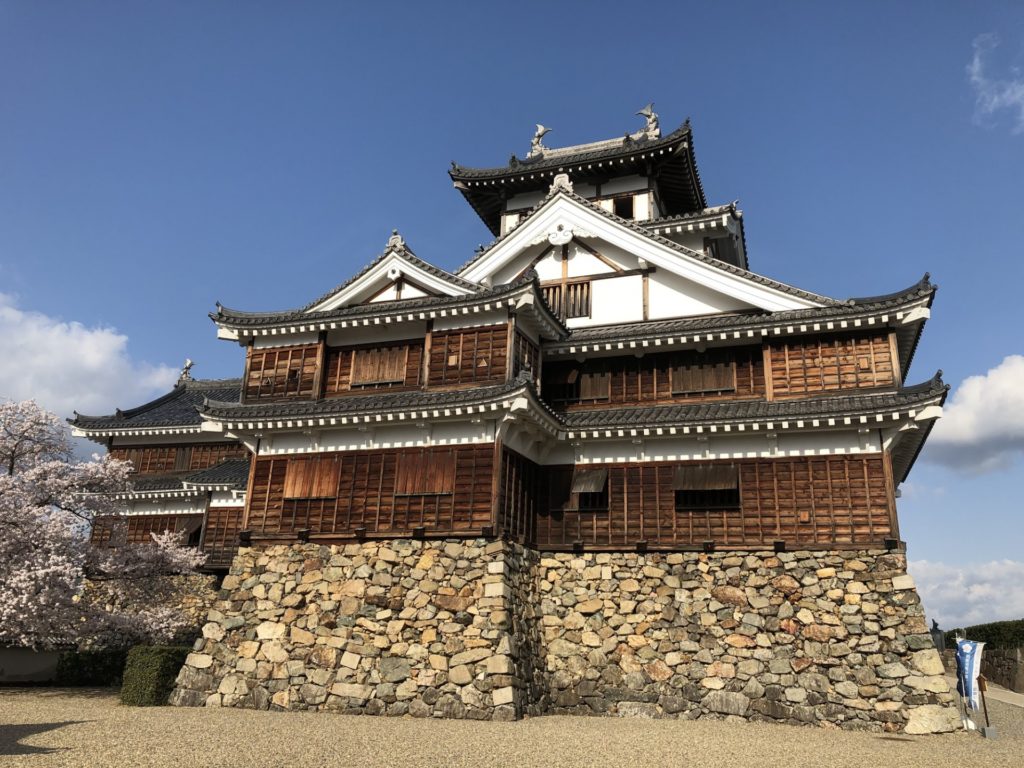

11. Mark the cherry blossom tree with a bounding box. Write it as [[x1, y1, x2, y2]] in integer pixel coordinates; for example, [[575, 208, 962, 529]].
[[0, 399, 206, 650]]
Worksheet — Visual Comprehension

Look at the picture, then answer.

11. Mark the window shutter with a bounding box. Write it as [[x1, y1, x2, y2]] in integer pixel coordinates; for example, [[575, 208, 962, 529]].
[[395, 451, 456, 495], [580, 370, 610, 400], [283, 458, 313, 499], [311, 458, 341, 498], [571, 467, 608, 493]]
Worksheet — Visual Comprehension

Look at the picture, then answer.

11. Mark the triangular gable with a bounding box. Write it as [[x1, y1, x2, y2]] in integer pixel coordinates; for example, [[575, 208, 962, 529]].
[[306, 232, 479, 312], [458, 189, 835, 314]]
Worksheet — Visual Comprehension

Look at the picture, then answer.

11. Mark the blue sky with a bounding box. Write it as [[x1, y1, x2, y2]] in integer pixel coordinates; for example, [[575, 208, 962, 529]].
[[1, 2, 1022, 627]]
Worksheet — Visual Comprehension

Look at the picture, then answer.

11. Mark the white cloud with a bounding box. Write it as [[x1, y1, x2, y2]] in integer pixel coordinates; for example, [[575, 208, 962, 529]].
[[910, 559, 1024, 630], [926, 355, 1024, 473], [967, 34, 1024, 134], [0, 293, 177, 419]]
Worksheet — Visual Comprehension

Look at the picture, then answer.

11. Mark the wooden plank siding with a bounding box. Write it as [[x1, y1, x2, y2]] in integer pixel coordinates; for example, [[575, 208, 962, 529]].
[[496, 447, 539, 544], [323, 340, 424, 395], [109, 443, 246, 475], [244, 344, 320, 401], [427, 324, 509, 387], [767, 332, 896, 397], [244, 445, 495, 539], [91, 513, 203, 547], [511, 331, 541, 387], [512, 455, 894, 551], [543, 345, 766, 408], [202, 506, 245, 567]]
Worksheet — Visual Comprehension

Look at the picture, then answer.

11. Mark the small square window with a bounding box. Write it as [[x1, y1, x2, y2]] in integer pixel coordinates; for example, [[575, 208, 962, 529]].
[[613, 196, 634, 219]]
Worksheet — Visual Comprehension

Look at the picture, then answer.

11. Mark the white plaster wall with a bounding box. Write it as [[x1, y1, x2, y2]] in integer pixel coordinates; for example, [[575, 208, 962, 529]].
[[566, 246, 616, 278], [259, 420, 497, 456], [124, 498, 207, 516], [326, 322, 427, 346], [489, 243, 555, 285], [368, 282, 430, 303], [647, 268, 753, 320], [633, 192, 651, 222], [210, 491, 245, 508], [507, 190, 546, 211], [433, 309, 508, 331], [572, 430, 882, 464], [601, 175, 648, 196], [254, 331, 320, 349], [567, 274, 644, 328]]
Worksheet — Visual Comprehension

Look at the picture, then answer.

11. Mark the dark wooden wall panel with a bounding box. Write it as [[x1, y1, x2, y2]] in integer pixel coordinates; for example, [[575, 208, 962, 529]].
[[91, 514, 203, 546], [245, 445, 495, 538], [497, 447, 539, 544], [244, 344, 320, 402], [427, 324, 508, 387], [202, 506, 244, 567], [532, 455, 893, 550], [768, 333, 896, 397], [543, 345, 765, 408]]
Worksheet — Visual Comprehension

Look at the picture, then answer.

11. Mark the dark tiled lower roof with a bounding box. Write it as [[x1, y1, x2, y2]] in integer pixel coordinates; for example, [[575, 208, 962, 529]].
[[212, 272, 566, 337], [183, 458, 251, 488], [129, 475, 193, 493], [561, 375, 947, 431], [70, 379, 243, 430], [557, 275, 935, 345], [200, 377, 536, 422]]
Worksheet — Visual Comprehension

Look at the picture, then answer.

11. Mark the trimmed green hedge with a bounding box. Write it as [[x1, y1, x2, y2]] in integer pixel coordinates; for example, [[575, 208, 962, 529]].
[[120, 645, 191, 706], [945, 619, 1024, 650], [55, 648, 128, 687]]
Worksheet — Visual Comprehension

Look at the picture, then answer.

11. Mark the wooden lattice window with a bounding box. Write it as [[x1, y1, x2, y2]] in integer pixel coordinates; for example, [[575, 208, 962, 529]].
[[395, 451, 456, 495], [351, 345, 409, 386], [541, 281, 591, 320], [673, 464, 740, 510]]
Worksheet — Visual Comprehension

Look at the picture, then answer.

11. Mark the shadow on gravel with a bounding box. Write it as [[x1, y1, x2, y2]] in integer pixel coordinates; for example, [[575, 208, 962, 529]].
[[0, 720, 87, 756], [0, 686, 117, 699]]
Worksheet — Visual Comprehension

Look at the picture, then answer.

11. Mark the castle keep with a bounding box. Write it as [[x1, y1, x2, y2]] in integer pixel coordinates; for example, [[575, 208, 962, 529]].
[[72, 108, 958, 732]]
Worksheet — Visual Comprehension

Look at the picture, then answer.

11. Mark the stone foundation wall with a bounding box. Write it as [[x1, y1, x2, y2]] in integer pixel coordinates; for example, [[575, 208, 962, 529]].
[[171, 540, 958, 733], [171, 540, 526, 719]]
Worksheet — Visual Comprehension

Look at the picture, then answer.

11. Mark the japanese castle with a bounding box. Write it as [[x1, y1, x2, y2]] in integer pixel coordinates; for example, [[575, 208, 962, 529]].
[[70, 107, 955, 731]]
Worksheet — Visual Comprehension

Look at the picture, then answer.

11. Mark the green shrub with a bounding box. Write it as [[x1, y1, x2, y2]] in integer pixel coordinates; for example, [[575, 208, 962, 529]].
[[120, 645, 191, 706], [55, 648, 128, 686], [945, 619, 1024, 650]]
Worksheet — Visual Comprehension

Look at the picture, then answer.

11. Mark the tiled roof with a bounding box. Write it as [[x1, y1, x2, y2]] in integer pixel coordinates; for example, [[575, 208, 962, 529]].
[[70, 379, 243, 430], [450, 121, 707, 236], [561, 374, 948, 431], [200, 376, 539, 422], [212, 271, 565, 336], [128, 475, 191, 493], [299, 241, 480, 312], [556, 275, 935, 346], [641, 202, 740, 228], [183, 458, 251, 488], [449, 121, 696, 181]]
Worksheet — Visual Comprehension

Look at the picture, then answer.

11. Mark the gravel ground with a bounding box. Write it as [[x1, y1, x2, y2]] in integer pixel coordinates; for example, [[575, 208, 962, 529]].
[[2, 688, 1021, 768]]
